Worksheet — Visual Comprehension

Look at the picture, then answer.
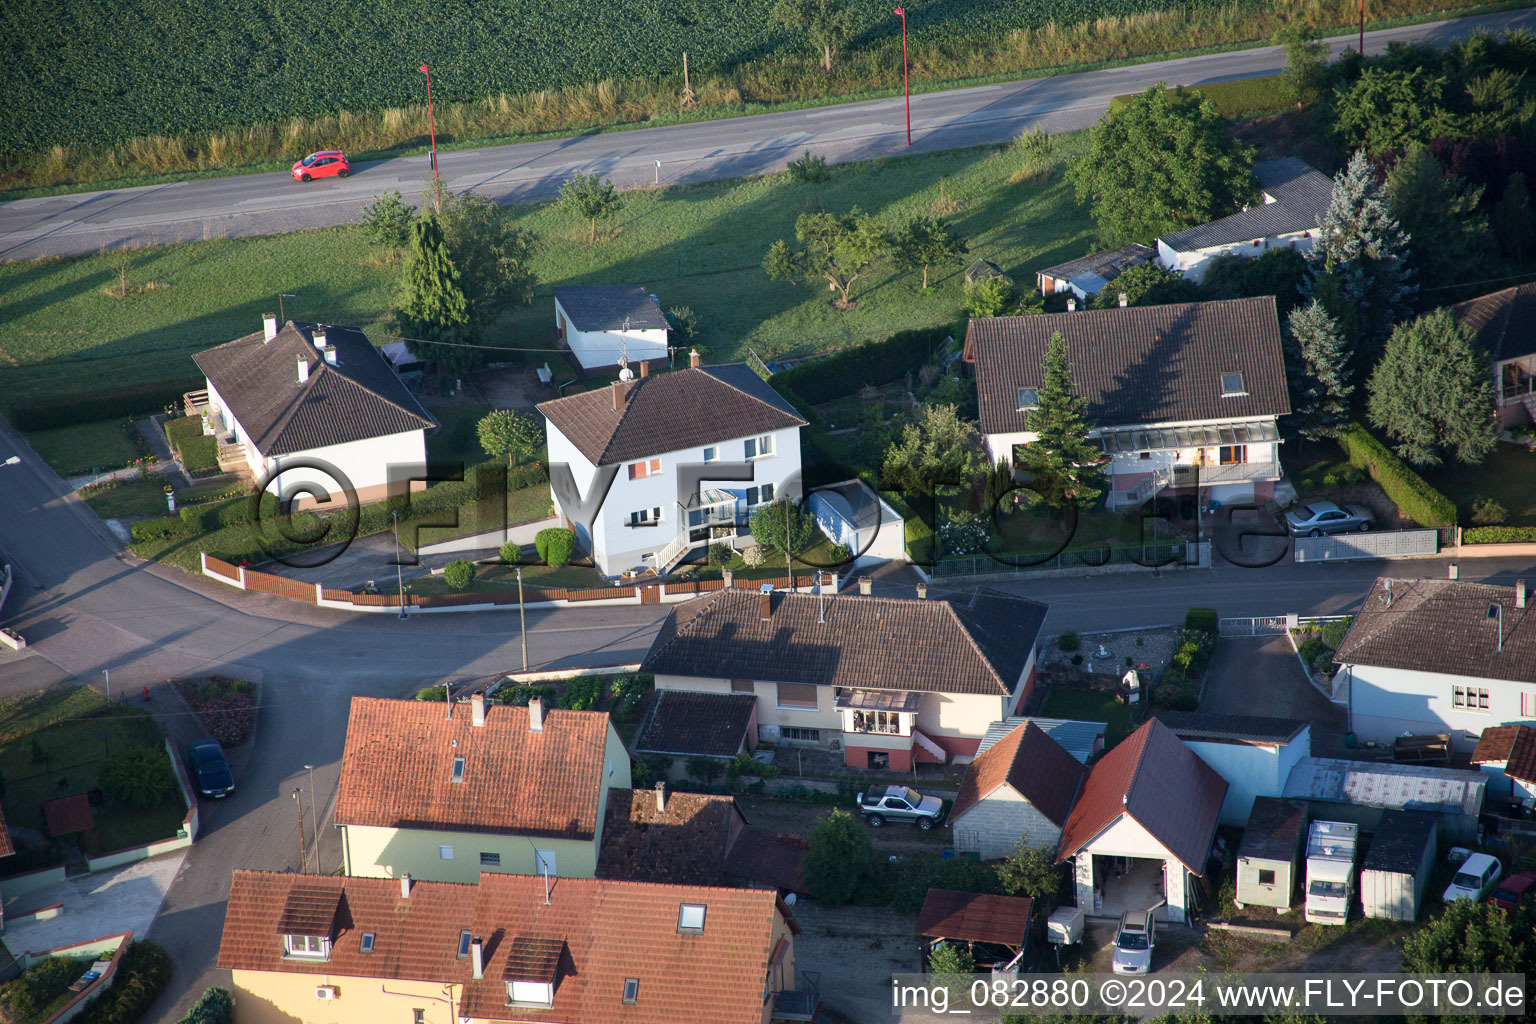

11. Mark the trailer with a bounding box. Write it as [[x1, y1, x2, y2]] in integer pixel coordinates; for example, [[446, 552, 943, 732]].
[[1360, 811, 1439, 921]]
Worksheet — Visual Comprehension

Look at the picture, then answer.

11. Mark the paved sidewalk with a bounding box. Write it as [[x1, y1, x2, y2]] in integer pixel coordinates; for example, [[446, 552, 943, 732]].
[[1, 851, 186, 958]]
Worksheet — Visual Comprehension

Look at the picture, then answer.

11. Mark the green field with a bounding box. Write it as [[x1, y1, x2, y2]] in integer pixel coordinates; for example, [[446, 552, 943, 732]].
[[1, 137, 1094, 415]]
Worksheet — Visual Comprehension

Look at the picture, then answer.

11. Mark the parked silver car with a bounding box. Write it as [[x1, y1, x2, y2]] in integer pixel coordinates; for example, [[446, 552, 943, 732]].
[[1283, 500, 1374, 537], [1111, 910, 1156, 974], [855, 785, 944, 829]]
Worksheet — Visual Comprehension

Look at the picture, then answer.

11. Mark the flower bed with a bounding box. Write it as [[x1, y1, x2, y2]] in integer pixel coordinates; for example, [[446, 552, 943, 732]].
[[173, 675, 255, 746]]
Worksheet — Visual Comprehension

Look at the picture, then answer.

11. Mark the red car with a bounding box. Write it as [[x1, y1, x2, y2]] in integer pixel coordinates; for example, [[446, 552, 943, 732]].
[[291, 151, 350, 181], [1487, 871, 1536, 913]]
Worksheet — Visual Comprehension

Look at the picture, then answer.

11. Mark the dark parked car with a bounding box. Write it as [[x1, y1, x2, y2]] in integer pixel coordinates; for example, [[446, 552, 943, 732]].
[[188, 740, 234, 798], [1283, 500, 1375, 537]]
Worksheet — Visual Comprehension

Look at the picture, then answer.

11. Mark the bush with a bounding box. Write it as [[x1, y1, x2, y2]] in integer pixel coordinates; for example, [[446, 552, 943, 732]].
[[1470, 498, 1507, 525], [496, 683, 556, 707], [100, 746, 176, 810], [1055, 630, 1080, 652], [707, 542, 734, 566], [1319, 616, 1353, 651], [1184, 607, 1219, 635], [827, 542, 853, 564], [443, 558, 476, 590], [742, 544, 768, 568], [0, 956, 87, 1020], [535, 527, 576, 567], [1070, 654, 1083, 665], [686, 755, 724, 783], [1463, 526, 1536, 543], [76, 941, 172, 1024], [415, 685, 448, 701], [178, 987, 235, 1024], [1337, 423, 1457, 527], [559, 674, 603, 711], [803, 809, 877, 905], [771, 324, 960, 405], [1153, 684, 1200, 710], [499, 541, 523, 564]]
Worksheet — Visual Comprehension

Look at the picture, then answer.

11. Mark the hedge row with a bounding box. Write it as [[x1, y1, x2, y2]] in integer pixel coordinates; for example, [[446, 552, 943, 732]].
[[77, 941, 172, 1024], [770, 323, 962, 405], [1336, 423, 1458, 528], [165, 415, 221, 476], [1463, 526, 1536, 543], [10, 380, 199, 430]]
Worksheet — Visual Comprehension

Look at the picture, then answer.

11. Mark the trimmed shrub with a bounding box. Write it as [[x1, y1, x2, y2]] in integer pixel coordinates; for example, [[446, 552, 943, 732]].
[[1336, 423, 1457, 527], [535, 527, 576, 567], [443, 559, 476, 590], [76, 941, 172, 1024], [707, 541, 734, 566], [559, 674, 603, 711], [178, 987, 235, 1024], [1055, 630, 1080, 652], [827, 542, 853, 564], [1184, 608, 1219, 635], [742, 544, 768, 568], [496, 683, 557, 707], [499, 541, 522, 564], [100, 746, 176, 809], [415, 685, 447, 701], [1463, 526, 1536, 543]]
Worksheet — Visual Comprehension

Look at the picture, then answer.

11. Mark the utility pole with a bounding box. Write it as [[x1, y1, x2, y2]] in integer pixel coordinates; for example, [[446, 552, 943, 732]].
[[393, 510, 407, 620], [516, 566, 529, 671], [1359, 0, 1365, 55], [304, 764, 319, 873], [103, 669, 110, 703], [785, 500, 793, 590], [293, 789, 306, 875], [894, 8, 911, 146], [681, 52, 695, 106], [278, 293, 297, 324]]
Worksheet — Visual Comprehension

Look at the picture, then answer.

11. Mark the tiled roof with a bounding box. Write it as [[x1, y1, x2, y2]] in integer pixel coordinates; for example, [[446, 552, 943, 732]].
[[643, 588, 1047, 696], [915, 889, 1033, 946], [1333, 578, 1536, 685], [597, 788, 746, 885], [966, 296, 1290, 436], [632, 690, 757, 758], [1157, 711, 1309, 746], [1472, 724, 1536, 784], [1159, 158, 1333, 252], [553, 285, 670, 332], [1056, 718, 1227, 873], [1451, 282, 1536, 362], [333, 697, 613, 839], [1361, 810, 1438, 874], [949, 721, 1083, 827], [41, 794, 93, 837], [275, 884, 345, 937], [1037, 243, 1156, 289], [537, 364, 805, 466], [193, 321, 434, 456], [1282, 757, 1486, 815], [723, 828, 809, 894], [1236, 796, 1307, 861], [503, 936, 565, 983], [459, 873, 797, 1023]]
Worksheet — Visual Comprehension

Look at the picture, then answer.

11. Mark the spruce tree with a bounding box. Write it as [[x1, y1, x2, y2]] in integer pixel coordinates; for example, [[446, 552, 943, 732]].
[[1284, 300, 1354, 441], [1308, 150, 1415, 354], [1385, 145, 1494, 295], [1018, 334, 1105, 510], [396, 211, 479, 375], [1366, 308, 1498, 467]]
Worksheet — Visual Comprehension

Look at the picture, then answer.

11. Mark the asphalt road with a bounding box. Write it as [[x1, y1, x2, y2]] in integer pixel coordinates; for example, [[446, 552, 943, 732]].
[[5, 8, 1536, 262]]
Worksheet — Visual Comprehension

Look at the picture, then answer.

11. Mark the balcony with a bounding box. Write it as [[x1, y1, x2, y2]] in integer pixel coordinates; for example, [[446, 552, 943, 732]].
[[1172, 459, 1281, 486], [772, 971, 820, 1023], [683, 488, 742, 529]]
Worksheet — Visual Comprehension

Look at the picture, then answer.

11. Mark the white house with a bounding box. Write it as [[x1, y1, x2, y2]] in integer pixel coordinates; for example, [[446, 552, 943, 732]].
[[1155, 157, 1333, 283], [1158, 712, 1311, 826], [948, 721, 1085, 861], [967, 296, 1291, 510], [537, 359, 807, 576], [1334, 577, 1535, 753], [189, 316, 435, 506], [1056, 718, 1227, 925], [1471, 723, 1536, 809], [1036, 243, 1155, 301], [552, 285, 670, 372]]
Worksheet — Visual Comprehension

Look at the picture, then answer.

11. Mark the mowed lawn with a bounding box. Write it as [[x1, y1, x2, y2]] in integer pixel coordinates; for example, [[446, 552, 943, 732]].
[[0, 134, 1094, 414]]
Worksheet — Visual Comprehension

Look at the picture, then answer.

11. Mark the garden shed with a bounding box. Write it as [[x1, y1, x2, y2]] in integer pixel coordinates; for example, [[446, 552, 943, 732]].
[[1234, 796, 1307, 910], [1282, 757, 1485, 843], [806, 479, 906, 567], [1360, 811, 1439, 921]]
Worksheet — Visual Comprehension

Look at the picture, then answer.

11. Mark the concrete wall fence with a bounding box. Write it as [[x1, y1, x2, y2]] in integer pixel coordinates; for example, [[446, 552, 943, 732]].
[[202, 553, 839, 613]]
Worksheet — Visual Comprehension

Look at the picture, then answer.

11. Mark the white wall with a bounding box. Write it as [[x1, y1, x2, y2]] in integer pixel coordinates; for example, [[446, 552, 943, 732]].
[[265, 429, 428, 502], [1156, 231, 1316, 283], [1345, 663, 1536, 753], [1069, 814, 1193, 924], [951, 785, 1063, 861], [1185, 730, 1309, 826], [555, 298, 668, 370]]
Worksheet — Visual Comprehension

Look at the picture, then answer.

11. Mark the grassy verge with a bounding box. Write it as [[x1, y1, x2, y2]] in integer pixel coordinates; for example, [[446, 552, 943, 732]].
[[0, 687, 108, 743], [1423, 442, 1536, 526], [1041, 689, 1137, 749], [80, 475, 171, 520], [423, 400, 496, 467], [23, 419, 146, 476]]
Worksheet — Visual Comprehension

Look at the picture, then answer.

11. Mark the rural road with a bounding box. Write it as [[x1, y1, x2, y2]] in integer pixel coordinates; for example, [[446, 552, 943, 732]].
[[5, 8, 1536, 262]]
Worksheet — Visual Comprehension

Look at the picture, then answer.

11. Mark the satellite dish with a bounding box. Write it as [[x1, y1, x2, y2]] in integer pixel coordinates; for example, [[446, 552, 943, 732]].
[[618, 366, 635, 381], [784, 892, 797, 907]]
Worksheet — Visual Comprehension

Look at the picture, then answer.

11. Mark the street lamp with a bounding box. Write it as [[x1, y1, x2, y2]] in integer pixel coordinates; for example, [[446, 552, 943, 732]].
[[419, 64, 439, 189], [304, 764, 319, 873], [894, 8, 911, 147], [1359, 0, 1365, 56], [3, 456, 20, 467], [392, 510, 407, 620]]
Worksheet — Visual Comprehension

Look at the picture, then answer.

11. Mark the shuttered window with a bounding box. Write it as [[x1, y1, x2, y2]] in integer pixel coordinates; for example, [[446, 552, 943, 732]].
[[731, 679, 755, 693], [776, 683, 818, 708]]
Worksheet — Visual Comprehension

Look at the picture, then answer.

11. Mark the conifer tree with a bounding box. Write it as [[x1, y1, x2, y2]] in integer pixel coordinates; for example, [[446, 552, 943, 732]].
[[1285, 300, 1354, 441], [1018, 334, 1104, 510], [1308, 150, 1415, 353], [396, 211, 479, 375]]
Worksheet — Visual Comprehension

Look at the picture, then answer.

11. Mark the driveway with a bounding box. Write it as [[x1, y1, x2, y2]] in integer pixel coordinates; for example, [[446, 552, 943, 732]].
[[1199, 635, 1346, 736], [1, 851, 185, 960], [792, 902, 921, 1024]]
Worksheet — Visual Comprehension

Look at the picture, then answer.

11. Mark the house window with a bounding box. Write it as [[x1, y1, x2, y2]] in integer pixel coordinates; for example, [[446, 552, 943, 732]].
[[414, 1011, 426, 1024], [745, 435, 775, 459], [1017, 387, 1039, 411], [703, 446, 719, 463], [678, 903, 707, 934], [629, 506, 663, 526], [481, 851, 501, 867], [781, 727, 821, 742], [1219, 445, 1247, 465], [628, 458, 662, 480], [623, 978, 640, 1005], [360, 932, 376, 954], [451, 756, 465, 783], [776, 682, 819, 709], [1138, 452, 1152, 460], [283, 934, 330, 960], [509, 981, 554, 1007], [1522, 692, 1536, 718], [440, 844, 454, 860], [746, 483, 775, 506], [731, 679, 755, 693], [1220, 372, 1247, 397], [1258, 869, 1276, 886], [1452, 685, 1492, 712], [457, 930, 473, 959], [536, 849, 558, 877]]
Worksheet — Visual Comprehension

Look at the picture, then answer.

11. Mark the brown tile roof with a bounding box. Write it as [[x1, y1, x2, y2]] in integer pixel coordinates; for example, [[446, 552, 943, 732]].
[[275, 884, 345, 937], [41, 794, 93, 837], [915, 889, 1034, 946], [217, 871, 477, 981], [1056, 718, 1227, 873], [193, 321, 434, 456], [503, 936, 565, 983], [949, 721, 1083, 827], [333, 697, 613, 839], [1473, 724, 1536, 784], [536, 364, 805, 466], [723, 828, 809, 894], [1452, 282, 1536, 362], [965, 296, 1290, 436], [632, 690, 757, 758], [1333, 578, 1536, 685], [642, 588, 1047, 696], [597, 787, 746, 885]]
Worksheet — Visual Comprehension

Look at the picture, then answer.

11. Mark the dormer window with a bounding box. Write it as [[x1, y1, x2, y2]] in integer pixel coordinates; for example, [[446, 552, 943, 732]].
[[276, 882, 342, 963], [451, 756, 466, 783], [1017, 387, 1039, 411], [509, 981, 554, 1007], [504, 936, 564, 1008], [678, 903, 707, 934], [1220, 372, 1246, 397], [283, 934, 330, 960]]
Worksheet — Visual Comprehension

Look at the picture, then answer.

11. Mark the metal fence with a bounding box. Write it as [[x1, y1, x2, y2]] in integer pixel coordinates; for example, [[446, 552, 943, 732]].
[[1293, 529, 1439, 563], [931, 541, 1189, 578], [1218, 613, 1352, 637]]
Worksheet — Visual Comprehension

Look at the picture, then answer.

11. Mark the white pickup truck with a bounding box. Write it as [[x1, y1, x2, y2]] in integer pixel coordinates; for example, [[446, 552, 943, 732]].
[[855, 785, 944, 829]]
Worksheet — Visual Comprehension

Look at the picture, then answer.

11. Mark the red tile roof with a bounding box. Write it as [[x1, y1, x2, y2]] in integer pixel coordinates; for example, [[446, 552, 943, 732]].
[[597, 787, 747, 885], [1473, 724, 1536, 784], [1334, 578, 1536, 685], [915, 889, 1034, 947], [42, 794, 94, 837], [334, 697, 614, 839], [949, 721, 1083, 827], [1056, 718, 1227, 873]]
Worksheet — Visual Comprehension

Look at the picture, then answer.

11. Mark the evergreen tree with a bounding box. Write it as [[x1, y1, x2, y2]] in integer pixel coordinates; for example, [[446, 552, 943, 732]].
[[1018, 334, 1105, 510], [1494, 171, 1532, 263], [1385, 145, 1495, 295], [1367, 308, 1498, 467], [1284, 300, 1354, 441], [396, 211, 479, 375], [1308, 150, 1415, 354]]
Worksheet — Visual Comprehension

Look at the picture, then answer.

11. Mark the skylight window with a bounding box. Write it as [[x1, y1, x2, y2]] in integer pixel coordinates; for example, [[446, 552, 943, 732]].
[[677, 903, 707, 934], [1017, 387, 1039, 411], [1220, 372, 1246, 397], [451, 756, 466, 783], [457, 929, 473, 959], [360, 932, 376, 954], [623, 978, 640, 1005]]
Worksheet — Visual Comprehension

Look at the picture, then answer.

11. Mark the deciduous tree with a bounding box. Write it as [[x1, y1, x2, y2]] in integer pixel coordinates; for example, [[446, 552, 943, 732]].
[[1090, 262, 1200, 309], [1284, 300, 1354, 441], [892, 215, 968, 289], [1332, 67, 1458, 157], [1017, 334, 1105, 510], [477, 409, 544, 464], [748, 498, 816, 555], [763, 208, 889, 308], [558, 172, 622, 243], [1367, 308, 1498, 467], [881, 403, 982, 498], [994, 839, 1064, 913], [1199, 248, 1308, 315], [1385, 145, 1495, 294], [1275, 23, 1329, 108], [396, 211, 479, 375], [1495, 171, 1532, 263], [771, 0, 855, 72], [359, 191, 416, 251], [439, 190, 538, 323], [801, 809, 874, 905]]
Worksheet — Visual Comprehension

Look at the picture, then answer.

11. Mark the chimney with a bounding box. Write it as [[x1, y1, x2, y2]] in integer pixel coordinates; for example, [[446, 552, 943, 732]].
[[262, 313, 278, 342], [689, 348, 700, 368], [611, 380, 623, 411], [640, 360, 649, 377], [916, 582, 927, 600], [471, 692, 486, 727], [858, 576, 872, 596], [1518, 579, 1527, 610], [655, 780, 667, 813], [1448, 563, 1459, 580], [528, 697, 544, 732], [323, 347, 337, 366], [297, 355, 309, 383], [722, 567, 733, 588], [400, 873, 413, 899], [759, 582, 773, 621], [313, 329, 327, 350], [1066, 298, 1076, 312], [1118, 292, 1128, 308], [470, 936, 484, 980]]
